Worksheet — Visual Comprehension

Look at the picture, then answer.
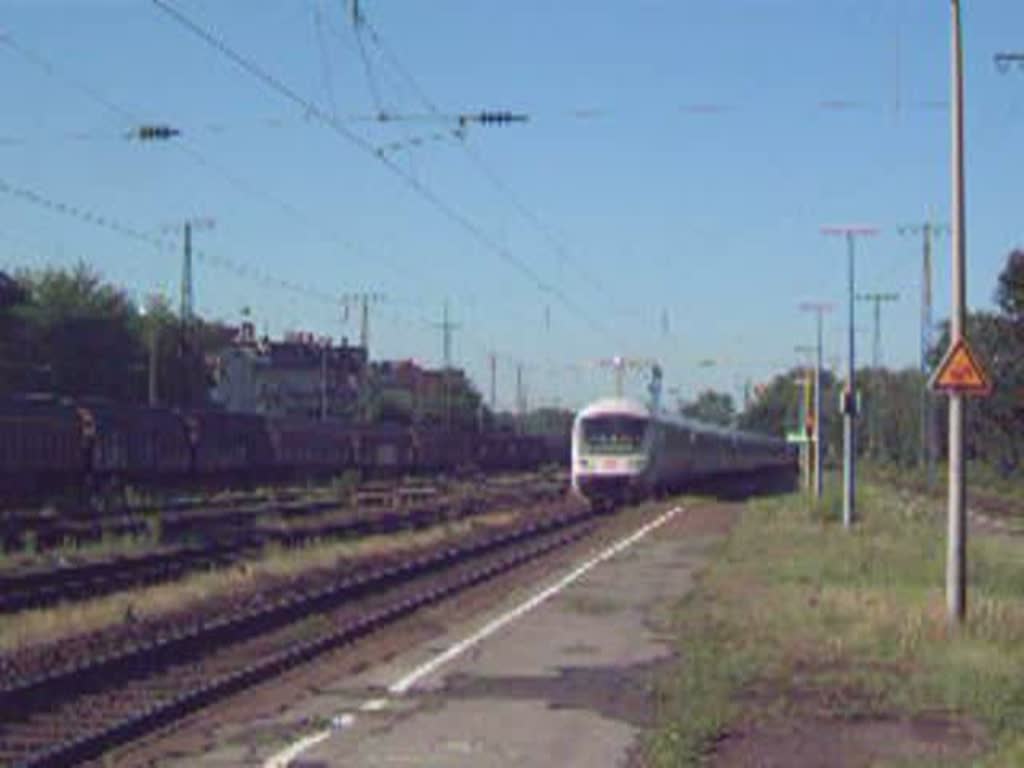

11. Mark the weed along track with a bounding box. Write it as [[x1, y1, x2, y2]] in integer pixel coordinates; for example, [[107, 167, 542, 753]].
[[0, 492, 592, 767]]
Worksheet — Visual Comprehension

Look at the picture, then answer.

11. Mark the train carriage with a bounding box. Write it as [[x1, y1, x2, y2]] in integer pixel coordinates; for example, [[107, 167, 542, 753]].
[[0, 393, 571, 500], [352, 424, 416, 476], [0, 397, 84, 496], [571, 397, 795, 506], [188, 410, 275, 479], [84, 401, 192, 482], [266, 416, 354, 476]]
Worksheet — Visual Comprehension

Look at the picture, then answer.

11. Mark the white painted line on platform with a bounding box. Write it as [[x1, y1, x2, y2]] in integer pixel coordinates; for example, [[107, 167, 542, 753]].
[[263, 505, 681, 768], [265, 730, 332, 768], [388, 505, 681, 695]]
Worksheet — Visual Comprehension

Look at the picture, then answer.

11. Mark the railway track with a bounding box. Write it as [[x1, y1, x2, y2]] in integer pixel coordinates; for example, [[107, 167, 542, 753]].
[[0, 473, 567, 614], [0, 473, 555, 551], [0, 499, 594, 767]]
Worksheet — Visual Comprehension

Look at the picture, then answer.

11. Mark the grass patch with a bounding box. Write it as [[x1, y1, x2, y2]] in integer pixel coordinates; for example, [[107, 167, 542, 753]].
[[643, 481, 1024, 766]]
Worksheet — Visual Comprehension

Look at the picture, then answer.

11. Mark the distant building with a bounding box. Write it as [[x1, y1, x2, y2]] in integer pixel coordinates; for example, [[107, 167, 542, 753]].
[[211, 323, 367, 419], [371, 359, 478, 427]]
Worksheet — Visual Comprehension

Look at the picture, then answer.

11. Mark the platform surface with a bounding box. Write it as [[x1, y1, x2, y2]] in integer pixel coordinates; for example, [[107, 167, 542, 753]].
[[178, 503, 725, 768]]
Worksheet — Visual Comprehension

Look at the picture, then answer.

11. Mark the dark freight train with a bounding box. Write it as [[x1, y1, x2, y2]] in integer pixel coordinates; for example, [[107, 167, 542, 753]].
[[0, 396, 565, 499]]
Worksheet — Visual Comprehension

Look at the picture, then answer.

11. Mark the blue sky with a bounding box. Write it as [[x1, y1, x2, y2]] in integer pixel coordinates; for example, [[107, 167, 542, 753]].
[[1, 1, 1021, 411]]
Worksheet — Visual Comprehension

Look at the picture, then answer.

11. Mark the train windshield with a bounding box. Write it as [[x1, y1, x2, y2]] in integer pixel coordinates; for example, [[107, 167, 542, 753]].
[[581, 416, 648, 454]]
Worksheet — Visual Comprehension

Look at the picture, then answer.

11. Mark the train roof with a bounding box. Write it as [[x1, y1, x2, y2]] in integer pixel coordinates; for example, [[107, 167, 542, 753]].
[[575, 397, 785, 447], [575, 397, 650, 420]]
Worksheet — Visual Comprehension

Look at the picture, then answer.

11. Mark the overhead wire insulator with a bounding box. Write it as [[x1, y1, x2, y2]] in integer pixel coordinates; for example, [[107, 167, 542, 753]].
[[136, 124, 181, 141], [459, 111, 529, 127]]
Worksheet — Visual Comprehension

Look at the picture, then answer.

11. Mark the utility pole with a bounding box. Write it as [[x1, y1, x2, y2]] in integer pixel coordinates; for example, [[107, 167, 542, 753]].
[[900, 220, 948, 484], [320, 338, 329, 421], [856, 291, 899, 459], [489, 352, 497, 413], [823, 225, 878, 528], [516, 363, 525, 430], [173, 217, 214, 408], [800, 302, 833, 500], [341, 292, 385, 351], [432, 301, 461, 431], [181, 222, 193, 333], [595, 357, 656, 399], [794, 349, 815, 494], [139, 302, 160, 407], [149, 321, 159, 407], [948, 0, 968, 625], [180, 222, 193, 409]]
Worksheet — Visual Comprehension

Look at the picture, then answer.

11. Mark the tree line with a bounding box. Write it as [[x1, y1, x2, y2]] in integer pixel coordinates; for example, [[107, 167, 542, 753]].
[[3, 250, 1019, 466], [689, 250, 1022, 476], [0, 263, 231, 407], [0, 262, 491, 428]]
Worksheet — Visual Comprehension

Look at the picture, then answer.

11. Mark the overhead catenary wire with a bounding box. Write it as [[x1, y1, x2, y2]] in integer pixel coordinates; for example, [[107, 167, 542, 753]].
[[150, 0, 619, 349], [0, 30, 570, 405], [0, 176, 348, 311], [311, 2, 340, 119], [0, 29, 432, 293], [352, 13, 643, 328]]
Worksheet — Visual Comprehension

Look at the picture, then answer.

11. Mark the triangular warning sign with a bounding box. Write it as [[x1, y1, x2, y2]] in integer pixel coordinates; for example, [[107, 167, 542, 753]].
[[929, 337, 992, 396]]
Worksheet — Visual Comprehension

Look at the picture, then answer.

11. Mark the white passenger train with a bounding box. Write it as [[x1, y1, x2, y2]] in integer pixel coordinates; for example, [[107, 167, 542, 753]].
[[571, 397, 795, 506]]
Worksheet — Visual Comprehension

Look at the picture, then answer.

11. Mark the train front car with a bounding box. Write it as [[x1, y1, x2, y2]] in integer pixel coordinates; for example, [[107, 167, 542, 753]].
[[571, 398, 652, 508]]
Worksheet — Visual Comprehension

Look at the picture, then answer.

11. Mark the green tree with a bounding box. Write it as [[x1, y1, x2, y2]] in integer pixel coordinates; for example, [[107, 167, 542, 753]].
[[521, 406, 574, 436], [0, 271, 34, 392], [932, 311, 1022, 473], [995, 249, 1024, 321], [739, 368, 843, 464], [680, 389, 736, 427], [138, 294, 229, 409], [738, 369, 802, 438], [14, 262, 143, 401]]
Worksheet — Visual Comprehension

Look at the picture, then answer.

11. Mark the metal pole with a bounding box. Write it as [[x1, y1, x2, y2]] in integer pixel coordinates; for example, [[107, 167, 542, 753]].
[[360, 295, 369, 350], [148, 320, 159, 407], [844, 232, 856, 528], [181, 222, 192, 408], [516, 363, 524, 431], [814, 310, 823, 499], [489, 353, 497, 413], [901, 220, 945, 483], [856, 292, 900, 460], [872, 295, 881, 459], [443, 300, 450, 431], [821, 229, 876, 522], [804, 368, 813, 492], [923, 224, 935, 483], [320, 342, 327, 421], [948, 0, 967, 625]]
